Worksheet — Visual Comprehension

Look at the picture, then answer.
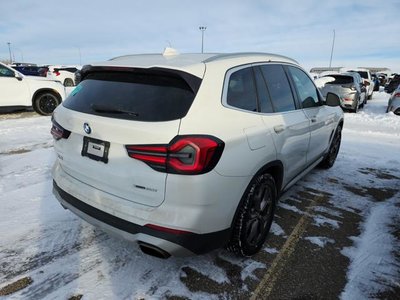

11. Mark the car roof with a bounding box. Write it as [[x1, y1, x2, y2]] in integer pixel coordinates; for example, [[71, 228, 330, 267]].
[[93, 52, 299, 78]]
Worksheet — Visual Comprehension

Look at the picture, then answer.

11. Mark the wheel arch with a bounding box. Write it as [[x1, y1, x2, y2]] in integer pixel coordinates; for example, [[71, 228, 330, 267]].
[[329, 118, 344, 144], [31, 88, 62, 105], [228, 160, 284, 231]]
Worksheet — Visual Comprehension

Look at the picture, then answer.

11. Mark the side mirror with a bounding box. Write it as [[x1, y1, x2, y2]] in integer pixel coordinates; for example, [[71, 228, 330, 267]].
[[15, 72, 23, 81], [325, 92, 341, 107], [364, 80, 370, 86]]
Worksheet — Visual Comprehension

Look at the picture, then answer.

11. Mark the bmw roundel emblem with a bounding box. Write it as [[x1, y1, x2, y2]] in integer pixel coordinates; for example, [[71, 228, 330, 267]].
[[83, 122, 91, 134]]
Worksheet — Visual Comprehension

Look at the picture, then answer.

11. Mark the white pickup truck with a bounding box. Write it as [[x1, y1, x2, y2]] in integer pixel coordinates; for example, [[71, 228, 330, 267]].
[[0, 62, 66, 115]]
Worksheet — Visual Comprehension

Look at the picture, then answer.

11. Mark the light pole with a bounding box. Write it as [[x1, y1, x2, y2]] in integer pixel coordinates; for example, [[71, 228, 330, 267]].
[[199, 26, 207, 53], [7, 42, 12, 63], [329, 29, 335, 68]]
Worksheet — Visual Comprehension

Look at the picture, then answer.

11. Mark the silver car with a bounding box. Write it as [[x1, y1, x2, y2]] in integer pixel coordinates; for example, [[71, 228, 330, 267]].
[[387, 85, 400, 115], [319, 72, 366, 113]]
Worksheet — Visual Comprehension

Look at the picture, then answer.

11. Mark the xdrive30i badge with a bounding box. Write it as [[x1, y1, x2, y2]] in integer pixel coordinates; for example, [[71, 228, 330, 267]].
[[83, 123, 91, 134]]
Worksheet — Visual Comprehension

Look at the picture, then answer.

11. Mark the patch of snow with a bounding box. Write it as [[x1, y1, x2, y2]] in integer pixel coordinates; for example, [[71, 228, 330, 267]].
[[304, 236, 335, 248], [313, 215, 340, 229], [314, 76, 335, 88], [270, 222, 285, 236], [263, 247, 279, 254], [278, 202, 304, 214], [340, 199, 400, 299], [313, 206, 343, 219]]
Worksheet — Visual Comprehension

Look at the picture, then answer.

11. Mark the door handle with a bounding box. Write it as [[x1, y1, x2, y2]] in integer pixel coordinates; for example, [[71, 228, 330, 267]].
[[311, 117, 317, 123], [273, 125, 285, 134]]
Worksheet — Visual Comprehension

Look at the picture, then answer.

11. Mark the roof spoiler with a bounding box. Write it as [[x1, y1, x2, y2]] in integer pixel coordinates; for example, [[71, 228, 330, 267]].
[[77, 65, 202, 94]]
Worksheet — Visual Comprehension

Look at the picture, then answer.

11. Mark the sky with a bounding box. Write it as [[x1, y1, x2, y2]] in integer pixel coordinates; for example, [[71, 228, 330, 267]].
[[1, 0, 399, 73]]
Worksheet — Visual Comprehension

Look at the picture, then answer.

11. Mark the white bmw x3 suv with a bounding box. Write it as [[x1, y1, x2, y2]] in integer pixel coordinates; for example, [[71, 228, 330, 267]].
[[51, 52, 343, 258]]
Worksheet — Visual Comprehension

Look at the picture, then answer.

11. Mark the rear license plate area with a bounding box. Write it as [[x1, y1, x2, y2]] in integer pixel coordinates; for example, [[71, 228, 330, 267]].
[[81, 136, 110, 163]]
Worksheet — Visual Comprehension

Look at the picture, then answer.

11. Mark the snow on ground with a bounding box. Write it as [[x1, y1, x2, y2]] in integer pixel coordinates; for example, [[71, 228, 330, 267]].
[[304, 236, 335, 248], [0, 91, 399, 299], [299, 91, 400, 298], [340, 199, 400, 299]]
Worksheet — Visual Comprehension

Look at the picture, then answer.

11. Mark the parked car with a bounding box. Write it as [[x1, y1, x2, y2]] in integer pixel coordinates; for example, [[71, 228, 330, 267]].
[[345, 68, 374, 99], [318, 73, 366, 113], [384, 74, 400, 94], [387, 85, 400, 115], [377, 73, 387, 86], [47, 66, 80, 86], [10, 65, 42, 76], [51, 52, 343, 258], [371, 74, 380, 91], [0, 62, 66, 115]]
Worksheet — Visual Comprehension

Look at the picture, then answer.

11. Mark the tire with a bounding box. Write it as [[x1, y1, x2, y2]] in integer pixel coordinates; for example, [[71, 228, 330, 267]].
[[226, 173, 277, 257], [368, 93, 372, 100], [33, 92, 61, 116], [64, 78, 74, 87], [352, 102, 359, 113], [319, 125, 342, 169]]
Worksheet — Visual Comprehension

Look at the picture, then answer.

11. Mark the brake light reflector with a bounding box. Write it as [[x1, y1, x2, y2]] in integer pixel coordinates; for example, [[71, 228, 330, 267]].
[[393, 93, 400, 98], [126, 135, 224, 175], [51, 119, 71, 140], [145, 224, 193, 235]]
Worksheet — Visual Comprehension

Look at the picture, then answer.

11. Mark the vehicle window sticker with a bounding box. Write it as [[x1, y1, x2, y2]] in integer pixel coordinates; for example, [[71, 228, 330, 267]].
[[70, 84, 82, 96]]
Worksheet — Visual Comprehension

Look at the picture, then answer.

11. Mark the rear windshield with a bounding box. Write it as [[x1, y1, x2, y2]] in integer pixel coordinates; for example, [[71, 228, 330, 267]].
[[323, 75, 353, 85], [63, 70, 198, 122], [348, 70, 368, 79]]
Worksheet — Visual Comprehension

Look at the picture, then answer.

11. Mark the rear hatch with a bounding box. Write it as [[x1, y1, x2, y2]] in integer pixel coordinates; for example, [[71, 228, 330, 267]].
[[53, 67, 202, 207], [320, 75, 355, 97]]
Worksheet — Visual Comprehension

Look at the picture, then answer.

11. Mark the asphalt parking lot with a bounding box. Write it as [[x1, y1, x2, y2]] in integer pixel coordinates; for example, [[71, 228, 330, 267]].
[[1, 94, 399, 299]]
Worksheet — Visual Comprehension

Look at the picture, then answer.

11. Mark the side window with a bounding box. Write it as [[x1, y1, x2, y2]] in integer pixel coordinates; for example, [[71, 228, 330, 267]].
[[0, 65, 15, 77], [227, 67, 258, 112], [260, 64, 296, 112], [288, 66, 320, 109], [253, 67, 274, 113]]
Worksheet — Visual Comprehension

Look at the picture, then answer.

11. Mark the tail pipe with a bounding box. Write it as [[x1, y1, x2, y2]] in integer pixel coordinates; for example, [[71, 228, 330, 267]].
[[138, 241, 171, 259]]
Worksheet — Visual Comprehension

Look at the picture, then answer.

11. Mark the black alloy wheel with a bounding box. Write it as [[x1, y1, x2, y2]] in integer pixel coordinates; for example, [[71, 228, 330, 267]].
[[320, 125, 342, 169], [227, 173, 277, 257], [33, 92, 61, 116]]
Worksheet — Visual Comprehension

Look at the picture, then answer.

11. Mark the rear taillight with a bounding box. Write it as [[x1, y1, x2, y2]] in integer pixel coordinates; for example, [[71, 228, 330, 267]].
[[51, 119, 71, 140], [393, 93, 400, 98], [126, 135, 224, 175], [53, 70, 60, 76]]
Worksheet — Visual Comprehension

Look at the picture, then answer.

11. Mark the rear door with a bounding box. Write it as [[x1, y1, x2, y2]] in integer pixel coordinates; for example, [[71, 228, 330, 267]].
[[53, 68, 201, 207], [286, 66, 335, 164], [256, 64, 311, 186]]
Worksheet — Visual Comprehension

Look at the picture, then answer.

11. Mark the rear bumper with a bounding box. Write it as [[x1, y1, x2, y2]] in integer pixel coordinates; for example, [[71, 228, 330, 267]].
[[339, 93, 358, 109], [53, 180, 231, 256]]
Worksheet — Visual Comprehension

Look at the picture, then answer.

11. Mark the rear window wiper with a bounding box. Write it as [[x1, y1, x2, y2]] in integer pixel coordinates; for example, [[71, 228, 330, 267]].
[[91, 104, 139, 116]]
